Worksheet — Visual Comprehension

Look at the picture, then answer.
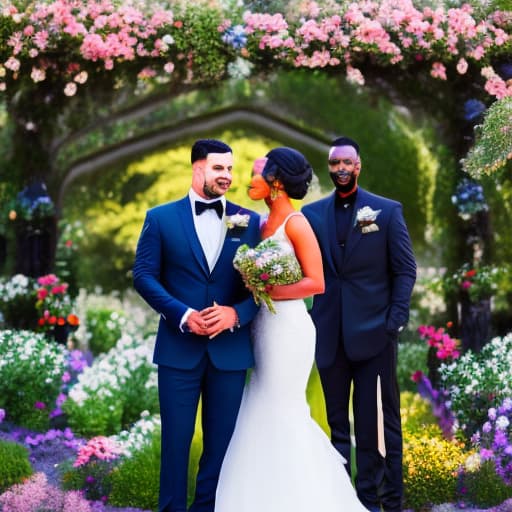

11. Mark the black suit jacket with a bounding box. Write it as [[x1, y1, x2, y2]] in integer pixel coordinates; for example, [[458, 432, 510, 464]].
[[302, 188, 417, 365]]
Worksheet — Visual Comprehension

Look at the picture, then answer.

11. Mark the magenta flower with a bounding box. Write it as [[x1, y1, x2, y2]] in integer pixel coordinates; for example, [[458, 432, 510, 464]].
[[260, 272, 270, 281], [34, 401, 46, 409], [480, 448, 494, 460]]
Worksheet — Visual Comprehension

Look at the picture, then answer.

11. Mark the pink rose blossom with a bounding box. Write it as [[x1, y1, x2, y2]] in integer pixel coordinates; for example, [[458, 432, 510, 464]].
[[431, 62, 447, 80], [456, 58, 468, 74]]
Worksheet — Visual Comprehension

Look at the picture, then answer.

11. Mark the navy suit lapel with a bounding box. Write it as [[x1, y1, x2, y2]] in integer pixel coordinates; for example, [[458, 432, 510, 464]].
[[211, 202, 249, 276], [343, 189, 366, 265], [210, 202, 238, 275], [313, 194, 340, 275], [177, 197, 210, 277]]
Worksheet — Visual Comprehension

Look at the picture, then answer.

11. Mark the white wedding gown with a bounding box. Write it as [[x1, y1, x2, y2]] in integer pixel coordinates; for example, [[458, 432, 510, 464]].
[[215, 214, 368, 512]]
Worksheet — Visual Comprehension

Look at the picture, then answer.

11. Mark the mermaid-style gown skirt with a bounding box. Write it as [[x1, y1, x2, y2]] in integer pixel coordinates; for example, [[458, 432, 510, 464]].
[[215, 299, 368, 512]]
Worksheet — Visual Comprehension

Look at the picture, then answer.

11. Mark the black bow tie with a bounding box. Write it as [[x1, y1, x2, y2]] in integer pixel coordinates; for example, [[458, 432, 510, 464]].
[[195, 200, 223, 219]]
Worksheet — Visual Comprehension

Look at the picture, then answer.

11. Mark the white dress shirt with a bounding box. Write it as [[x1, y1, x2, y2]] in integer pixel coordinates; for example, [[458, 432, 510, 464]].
[[188, 189, 226, 271], [180, 190, 227, 331]]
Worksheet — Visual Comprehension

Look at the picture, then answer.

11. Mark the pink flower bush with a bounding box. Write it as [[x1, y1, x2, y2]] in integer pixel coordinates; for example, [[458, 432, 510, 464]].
[[241, 1, 511, 100], [0, 0, 230, 97], [73, 435, 123, 467], [0, 1, 509, 100], [0, 472, 92, 512], [418, 324, 460, 360]]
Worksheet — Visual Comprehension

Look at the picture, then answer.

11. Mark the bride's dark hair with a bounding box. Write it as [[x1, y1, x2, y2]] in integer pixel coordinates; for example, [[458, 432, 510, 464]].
[[262, 147, 313, 200]]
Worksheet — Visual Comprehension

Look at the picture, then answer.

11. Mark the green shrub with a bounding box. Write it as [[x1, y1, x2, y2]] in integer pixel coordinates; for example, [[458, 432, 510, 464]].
[[109, 433, 160, 510], [0, 330, 67, 430], [458, 457, 512, 508], [0, 439, 33, 493], [61, 457, 116, 502], [64, 334, 158, 437], [397, 339, 429, 392], [403, 429, 467, 511], [64, 397, 124, 439], [85, 307, 126, 356]]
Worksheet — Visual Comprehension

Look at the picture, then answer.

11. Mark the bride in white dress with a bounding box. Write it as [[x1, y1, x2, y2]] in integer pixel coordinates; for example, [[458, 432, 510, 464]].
[[215, 147, 368, 512]]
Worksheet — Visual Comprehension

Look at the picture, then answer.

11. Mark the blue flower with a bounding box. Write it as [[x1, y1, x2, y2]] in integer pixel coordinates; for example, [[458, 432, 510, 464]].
[[222, 25, 247, 49], [463, 99, 486, 122], [452, 178, 488, 219]]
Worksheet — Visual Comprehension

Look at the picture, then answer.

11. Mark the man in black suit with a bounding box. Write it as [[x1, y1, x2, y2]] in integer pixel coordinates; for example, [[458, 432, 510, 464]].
[[302, 136, 416, 512]]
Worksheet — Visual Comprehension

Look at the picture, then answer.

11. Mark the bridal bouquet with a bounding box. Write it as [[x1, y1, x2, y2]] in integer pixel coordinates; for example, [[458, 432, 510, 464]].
[[233, 239, 302, 313]]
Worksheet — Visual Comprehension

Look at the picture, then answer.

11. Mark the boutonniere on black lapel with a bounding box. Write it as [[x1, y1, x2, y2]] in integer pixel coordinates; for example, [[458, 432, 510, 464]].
[[356, 206, 381, 234], [226, 212, 250, 235]]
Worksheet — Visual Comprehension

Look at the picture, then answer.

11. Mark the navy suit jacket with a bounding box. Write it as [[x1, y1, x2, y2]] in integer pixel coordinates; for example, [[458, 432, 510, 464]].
[[133, 196, 260, 371], [302, 188, 416, 365]]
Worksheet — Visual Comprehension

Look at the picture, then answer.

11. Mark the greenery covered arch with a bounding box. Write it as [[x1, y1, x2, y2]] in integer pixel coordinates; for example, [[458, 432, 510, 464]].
[[0, 0, 511, 274]]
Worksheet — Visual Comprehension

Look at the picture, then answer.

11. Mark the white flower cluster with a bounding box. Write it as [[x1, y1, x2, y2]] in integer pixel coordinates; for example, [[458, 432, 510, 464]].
[[111, 410, 161, 457], [68, 334, 156, 407], [73, 289, 157, 348], [0, 329, 67, 376], [439, 332, 512, 434], [0, 274, 34, 303]]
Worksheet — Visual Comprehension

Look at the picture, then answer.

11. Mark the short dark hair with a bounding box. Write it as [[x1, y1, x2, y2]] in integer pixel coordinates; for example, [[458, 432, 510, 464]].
[[263, 147, 313, 200], [330, 136, 360, 155], [191, 139, 232, 163]]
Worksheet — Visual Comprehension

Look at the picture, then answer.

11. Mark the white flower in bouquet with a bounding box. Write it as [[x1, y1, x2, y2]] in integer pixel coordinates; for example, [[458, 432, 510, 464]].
[[233, 238, 302, 314]]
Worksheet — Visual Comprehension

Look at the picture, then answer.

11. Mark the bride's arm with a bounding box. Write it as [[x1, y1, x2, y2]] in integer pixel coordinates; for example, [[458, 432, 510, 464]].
[[269, 214, 325, 300]]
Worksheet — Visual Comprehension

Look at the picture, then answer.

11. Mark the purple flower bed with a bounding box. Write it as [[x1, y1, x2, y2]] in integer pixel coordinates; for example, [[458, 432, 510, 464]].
[[0, 422, 151, 512]]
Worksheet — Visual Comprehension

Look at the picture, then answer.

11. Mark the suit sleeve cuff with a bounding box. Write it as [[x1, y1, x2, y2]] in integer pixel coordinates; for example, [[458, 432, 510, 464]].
[[179, 308, 194, 333]]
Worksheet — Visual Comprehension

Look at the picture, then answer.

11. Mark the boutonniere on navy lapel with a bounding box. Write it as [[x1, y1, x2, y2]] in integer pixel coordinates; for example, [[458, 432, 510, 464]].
[[226, 212, 250, 230], [356, 206, 381, 233]]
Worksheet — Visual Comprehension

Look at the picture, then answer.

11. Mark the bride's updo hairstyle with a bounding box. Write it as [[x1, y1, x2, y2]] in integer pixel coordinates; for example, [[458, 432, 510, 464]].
[[262, 147, 313, 200]]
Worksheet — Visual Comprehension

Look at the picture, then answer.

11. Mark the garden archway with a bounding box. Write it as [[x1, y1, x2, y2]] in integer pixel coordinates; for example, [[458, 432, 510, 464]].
[[1, 1, 511, 289]]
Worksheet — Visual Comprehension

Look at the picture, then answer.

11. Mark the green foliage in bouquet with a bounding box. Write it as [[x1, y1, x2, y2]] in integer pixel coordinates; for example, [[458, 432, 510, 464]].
[[233, 238, 303, 314], [85, 307, 126, 356], [458, 458, 512, 508], [109, 432, 161, 511], [63, 335, 158, 437], [403, 429, 467, 511], [0, 439, 33, 493], [0, 330, 67, 430]]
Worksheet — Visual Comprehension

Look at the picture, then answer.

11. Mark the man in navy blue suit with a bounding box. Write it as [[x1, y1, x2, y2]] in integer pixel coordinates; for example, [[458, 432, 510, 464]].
[[302, 136, 416, 512], [133, 139, 260, 512]]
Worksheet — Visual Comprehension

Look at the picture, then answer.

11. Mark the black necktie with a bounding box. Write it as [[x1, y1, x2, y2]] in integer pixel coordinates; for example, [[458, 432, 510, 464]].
[[195, 200, 223, 219]]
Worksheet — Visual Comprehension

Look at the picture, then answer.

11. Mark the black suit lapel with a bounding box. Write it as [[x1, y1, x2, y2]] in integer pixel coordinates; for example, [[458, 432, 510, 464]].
[[318, 194, 342, 275], [343, 189, 366, 265]]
